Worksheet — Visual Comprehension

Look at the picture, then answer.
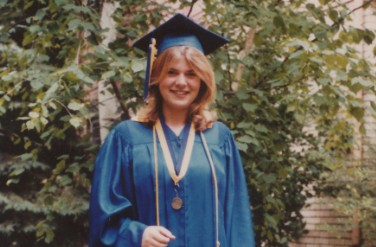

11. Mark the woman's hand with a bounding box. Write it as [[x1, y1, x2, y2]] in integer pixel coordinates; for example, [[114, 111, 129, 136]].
[[141, 226, 175, 247]]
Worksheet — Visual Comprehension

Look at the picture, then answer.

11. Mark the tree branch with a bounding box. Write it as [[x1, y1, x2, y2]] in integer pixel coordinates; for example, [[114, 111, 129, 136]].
[[109, 80, 130, 119], [348, 0, 373, 16], [225, 44, 233, 92], [187, 0, 198, 17], [235, 28, 256, 82], [331, 0, 354, 9], [332, 0, 374, 28]]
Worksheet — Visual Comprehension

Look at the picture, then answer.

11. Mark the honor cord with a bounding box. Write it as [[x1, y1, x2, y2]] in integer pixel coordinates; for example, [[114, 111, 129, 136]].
[[153, 126, 160, 226], [200, 131, 220, 247]]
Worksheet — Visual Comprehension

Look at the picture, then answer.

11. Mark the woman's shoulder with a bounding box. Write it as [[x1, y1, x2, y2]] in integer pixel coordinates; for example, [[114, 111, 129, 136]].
[[112, 119, 153, 145], [207, 120, 232, 134], [114, 118, 150, 130], [202, 121, 233, 146]]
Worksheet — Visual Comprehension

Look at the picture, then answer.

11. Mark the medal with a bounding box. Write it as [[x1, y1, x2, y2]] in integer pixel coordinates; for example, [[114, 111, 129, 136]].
[[171, 183, 183, 210], [171, 196, 183, 210]]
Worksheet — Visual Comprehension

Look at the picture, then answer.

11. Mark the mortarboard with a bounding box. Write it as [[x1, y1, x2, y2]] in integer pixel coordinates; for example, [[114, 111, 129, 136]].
[[133, 13, 229, 100]]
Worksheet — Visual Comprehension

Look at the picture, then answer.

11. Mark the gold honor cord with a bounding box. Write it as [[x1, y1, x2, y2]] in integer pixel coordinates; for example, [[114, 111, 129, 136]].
[[200, 131, 220, 247], [153, 126, 160, 226], [155, 119, 195, 186]]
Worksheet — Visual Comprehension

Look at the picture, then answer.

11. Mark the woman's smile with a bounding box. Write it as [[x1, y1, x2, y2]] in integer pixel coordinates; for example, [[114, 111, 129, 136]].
[[170, 89, 189, 96]]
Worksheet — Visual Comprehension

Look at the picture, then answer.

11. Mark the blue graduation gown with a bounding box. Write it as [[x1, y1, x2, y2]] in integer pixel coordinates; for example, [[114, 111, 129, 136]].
[[89, 120, 255, 247]]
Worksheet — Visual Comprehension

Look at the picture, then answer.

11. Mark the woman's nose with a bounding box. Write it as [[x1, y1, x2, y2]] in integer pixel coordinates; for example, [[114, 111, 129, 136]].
[[176, 74, 187, 85]]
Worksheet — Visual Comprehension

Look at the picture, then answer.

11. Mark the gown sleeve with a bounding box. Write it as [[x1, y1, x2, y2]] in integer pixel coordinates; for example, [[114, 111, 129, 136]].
[[223, 130, 256, 247], [89, 127, 147, 247]]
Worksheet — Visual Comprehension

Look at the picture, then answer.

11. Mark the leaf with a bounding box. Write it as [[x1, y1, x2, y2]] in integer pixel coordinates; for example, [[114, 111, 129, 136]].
[[101, 71, 116, 80], [236, 142, 248, 152], [44, 83, 59, 100], [68, 102, 83, 111], [30, 79, 44, 90], [349, 106, 364, 121], [265, 213, 278, 228], [69, 117, 82, 128], [242, 103, 257, 112], [73, 68, 95, 84], [29, 25, 41, 33], [325, 54, 348, 69], [351, 77, 373, 88], [22, 34, 35, 46], [58, 175, 72, 186], [363, 29, 375, 45], [273, 15, 286, 32], [123, 72, 133, 83], [317, 77, 330, 86], [29, 112, 40, 119], [237, 135, 254, 144], [294, 112, 305, 124], [6, 178, 19, 186], [263, 174, 277, 184], [81, 22, 96, 32], [9, 168, 25, 177], [286, 39, 310, 50], [35, 9, 46, 21], [236, 90, 249, 100], [254, 125, 268, 135], [237, 122, 252, 129], [48, 101, 57, 110], [45, 228, 55, 243], [2, 72, 16, 82], [68, 19, 81, 31], [329, 10, 338, 22], [26, 121, 35, 130], [131, 60, 145, 73], [289, 49, 305, 60]]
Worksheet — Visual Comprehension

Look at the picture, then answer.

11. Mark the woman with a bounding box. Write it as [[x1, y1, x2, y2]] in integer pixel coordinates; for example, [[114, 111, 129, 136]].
[[89, 13, 255, 247]]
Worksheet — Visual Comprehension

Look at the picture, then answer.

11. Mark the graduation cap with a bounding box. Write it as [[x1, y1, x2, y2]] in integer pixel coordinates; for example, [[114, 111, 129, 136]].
[[133, 13, 229, 100]]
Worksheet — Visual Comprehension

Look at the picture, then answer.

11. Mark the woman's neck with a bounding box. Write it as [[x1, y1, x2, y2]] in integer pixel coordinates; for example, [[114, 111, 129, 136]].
[[162, 108, 189, 135]]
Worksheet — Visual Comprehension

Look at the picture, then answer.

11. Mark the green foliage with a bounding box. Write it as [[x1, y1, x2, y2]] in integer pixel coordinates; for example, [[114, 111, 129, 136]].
[[203, 0, 376, 245], [0, 0, 102, 245], [1, 0, 375, 246], [0, 0, 170, 246]]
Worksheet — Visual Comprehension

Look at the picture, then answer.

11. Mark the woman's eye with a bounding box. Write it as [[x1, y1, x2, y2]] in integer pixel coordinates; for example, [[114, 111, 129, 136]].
[[168, 70, 177, 75], [186, 72, 197, 77]]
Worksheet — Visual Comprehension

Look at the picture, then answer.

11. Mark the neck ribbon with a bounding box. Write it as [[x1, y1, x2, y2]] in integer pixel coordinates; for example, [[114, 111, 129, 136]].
[[155, 118, 195, 185]]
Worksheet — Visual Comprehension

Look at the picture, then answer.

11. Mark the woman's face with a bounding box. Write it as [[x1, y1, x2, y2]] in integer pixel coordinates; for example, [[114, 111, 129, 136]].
[[159, 55, 201, 113]]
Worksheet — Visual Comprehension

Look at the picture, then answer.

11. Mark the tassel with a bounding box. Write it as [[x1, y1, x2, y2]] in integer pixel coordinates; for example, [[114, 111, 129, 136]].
[[143, 38, 158, 100]]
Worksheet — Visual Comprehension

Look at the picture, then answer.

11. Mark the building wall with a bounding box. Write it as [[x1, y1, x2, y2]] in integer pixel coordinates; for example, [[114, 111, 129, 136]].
[[289, 197, 356, 247]]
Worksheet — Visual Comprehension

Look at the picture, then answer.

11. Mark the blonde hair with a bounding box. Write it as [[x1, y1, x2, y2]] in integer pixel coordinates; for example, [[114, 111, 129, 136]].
[[136, 46, 217, 131]]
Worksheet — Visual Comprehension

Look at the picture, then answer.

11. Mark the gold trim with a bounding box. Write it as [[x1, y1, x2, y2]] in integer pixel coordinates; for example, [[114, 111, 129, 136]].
[[155, 119, 195, 185]]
